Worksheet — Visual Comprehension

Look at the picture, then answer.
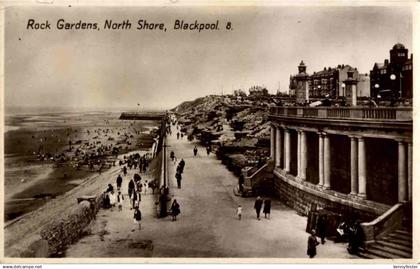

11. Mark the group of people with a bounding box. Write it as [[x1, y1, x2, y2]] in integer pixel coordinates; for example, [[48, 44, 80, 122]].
[[103, 183, 125, 211], [235, 196, 272, 221], [307, 216, 365, 258]]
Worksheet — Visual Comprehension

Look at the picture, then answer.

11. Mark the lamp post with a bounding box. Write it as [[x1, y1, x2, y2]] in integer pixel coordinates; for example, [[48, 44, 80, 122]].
[[390, 73, 402, 99], [341, 83, 346, 97]]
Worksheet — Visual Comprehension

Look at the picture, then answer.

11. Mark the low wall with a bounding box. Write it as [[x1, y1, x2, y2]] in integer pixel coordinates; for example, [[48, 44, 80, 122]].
[[273, 170, 384, 222], [39, 195, 103, 256]]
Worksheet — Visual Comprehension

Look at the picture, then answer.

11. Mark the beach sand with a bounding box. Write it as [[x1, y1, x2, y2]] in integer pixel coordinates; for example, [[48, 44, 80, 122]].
[[4, 111, 160, 221]]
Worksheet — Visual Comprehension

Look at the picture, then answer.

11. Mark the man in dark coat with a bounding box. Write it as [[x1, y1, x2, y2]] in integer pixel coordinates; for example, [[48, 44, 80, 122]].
[[254, 196, 263, 220], [128, 179, 135, 201], [307, 229, 319, 258], [317, 214, 327, 244], [175, 172, 182, 188], [116, 174, 123, 190]]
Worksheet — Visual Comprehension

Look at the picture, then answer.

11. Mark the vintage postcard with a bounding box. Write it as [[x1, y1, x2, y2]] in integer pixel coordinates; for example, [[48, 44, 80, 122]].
[[1, 0, 417, 265]]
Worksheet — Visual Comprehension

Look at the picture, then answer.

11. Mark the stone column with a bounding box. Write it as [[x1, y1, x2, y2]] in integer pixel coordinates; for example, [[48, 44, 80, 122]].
[[301, 130, 307, 180], [275, 127, 282, 167], [284, 129, 291, 172], [270, 125, 275, 160], [398, 140, 407, 202], [408, 142, 412, 202], [297, 130, 301, 178], [323, 133, 331, 189], [318, 132, 324, 187], [350, 136, 358, 195], [357, 137, 367, 199]]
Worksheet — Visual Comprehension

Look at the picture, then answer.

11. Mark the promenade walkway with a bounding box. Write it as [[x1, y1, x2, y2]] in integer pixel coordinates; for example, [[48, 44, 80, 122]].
[[66, 124, 357, 258]]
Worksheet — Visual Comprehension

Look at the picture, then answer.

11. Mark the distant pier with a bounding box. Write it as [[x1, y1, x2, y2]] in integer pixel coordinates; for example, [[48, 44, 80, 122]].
[[119, 112, 166, 121]]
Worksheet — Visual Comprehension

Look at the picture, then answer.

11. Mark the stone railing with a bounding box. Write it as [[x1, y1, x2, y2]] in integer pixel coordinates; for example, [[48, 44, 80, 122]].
[[270, 106, 412, 121], [361, 203, 406, 243]]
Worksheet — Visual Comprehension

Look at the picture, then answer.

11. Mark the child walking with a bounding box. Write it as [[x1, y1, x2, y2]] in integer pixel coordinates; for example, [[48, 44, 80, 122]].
[[133, 207, 142, 230], [237, 205, 242, 220]]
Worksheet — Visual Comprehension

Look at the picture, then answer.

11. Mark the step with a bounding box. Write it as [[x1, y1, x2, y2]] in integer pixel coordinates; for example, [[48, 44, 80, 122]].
[[363, 248, 402, 259], [376, 240, 413, 254], [385, 233, 412, 244], [358, 251, 380, 259], [369, 244, 412, 258], [393, 229, 412, 237], [381, 236, 412, 248]]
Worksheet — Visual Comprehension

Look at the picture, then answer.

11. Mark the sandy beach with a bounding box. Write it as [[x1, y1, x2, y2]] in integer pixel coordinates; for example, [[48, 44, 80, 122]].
[[4, 110, 160, 221]]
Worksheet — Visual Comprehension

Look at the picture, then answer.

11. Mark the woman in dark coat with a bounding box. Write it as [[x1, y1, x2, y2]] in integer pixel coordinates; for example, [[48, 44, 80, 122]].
[[307, 229, 319, 258], [263, 198, 271, 219], [171, 199, 181, 221], [128, 179, 135, 200]]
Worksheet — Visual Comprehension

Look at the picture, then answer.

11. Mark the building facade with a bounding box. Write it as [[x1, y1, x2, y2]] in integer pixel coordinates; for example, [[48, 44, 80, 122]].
[[290, 63, 369, 104], [370, 43, 413, 100], [268, 106, 412, 226]]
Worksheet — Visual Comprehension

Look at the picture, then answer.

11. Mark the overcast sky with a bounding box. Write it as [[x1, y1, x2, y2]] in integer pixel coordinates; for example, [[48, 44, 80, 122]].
[[5, 5, 412, 111]]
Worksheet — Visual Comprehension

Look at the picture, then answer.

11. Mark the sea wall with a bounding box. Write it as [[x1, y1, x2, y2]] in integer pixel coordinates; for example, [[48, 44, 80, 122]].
[[38, 195, 103, 256]]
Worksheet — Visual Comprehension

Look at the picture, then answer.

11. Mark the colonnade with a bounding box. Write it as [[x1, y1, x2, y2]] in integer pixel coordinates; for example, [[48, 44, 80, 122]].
[[270, 125, 412, 203]]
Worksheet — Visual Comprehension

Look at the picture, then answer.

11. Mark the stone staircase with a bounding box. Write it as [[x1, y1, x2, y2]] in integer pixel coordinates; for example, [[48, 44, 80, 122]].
[[359, 228, 412, 259]]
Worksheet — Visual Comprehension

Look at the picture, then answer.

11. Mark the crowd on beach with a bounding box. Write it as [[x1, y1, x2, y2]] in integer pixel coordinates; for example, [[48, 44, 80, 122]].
[[24, 120, 157, 176]]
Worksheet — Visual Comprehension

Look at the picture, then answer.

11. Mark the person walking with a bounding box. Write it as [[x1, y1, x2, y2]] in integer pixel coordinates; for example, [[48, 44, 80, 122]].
[[133, 207, 142, 230], [123, 166, 127, 176], [193, 146, 198, 156], [254, 196, 263, 220], [170, 199, 181, 221], [175, 172, 182, 188], [128, 179, 135, 202], [263, 198, 272, 219], [117, 191, 124, 211], [237, 205, 242, 220], [317, 215, 327, 244], [307, 229, 319, 258], [206, 145, 211, 156], [116, 174, 123, 190]]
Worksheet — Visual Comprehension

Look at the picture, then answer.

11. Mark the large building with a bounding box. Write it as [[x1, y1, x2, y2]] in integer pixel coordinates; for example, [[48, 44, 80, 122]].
[[370, 43, 413, 100], [262, 105, 413, 258], [289, 62, 369, 104]]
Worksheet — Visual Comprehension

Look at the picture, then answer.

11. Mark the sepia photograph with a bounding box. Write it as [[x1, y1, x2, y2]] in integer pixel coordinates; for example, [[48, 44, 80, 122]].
[[1, 0, 417, 264]]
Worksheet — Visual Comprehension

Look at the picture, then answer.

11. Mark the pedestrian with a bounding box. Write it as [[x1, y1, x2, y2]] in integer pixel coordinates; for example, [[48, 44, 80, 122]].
[[144, 180, 148, 194], [307, 229, 319, 258], [103, 192, 111, 209], [170, 199, 180, 221], [123, 166, 127, 176], [263, 198, 271, 219], [193, 146, 198, 156], [116, 174, 123, 190], [175, 172, 182, 188], [347, 220, 364, 255], [117, 191, 124, 211], [177, 132, 180, 140], [170, 151, 175, 162], [254, 196, 263, 220], [109, 190, 117, 208], [132, 190, 138, 209], [106, 184, 114, 193], [133, 207, 142, 230], [317, 214, 327, 244], [128, 179, 135, 201], [206, 145, 211, 156], [237, 205, 242, 220]]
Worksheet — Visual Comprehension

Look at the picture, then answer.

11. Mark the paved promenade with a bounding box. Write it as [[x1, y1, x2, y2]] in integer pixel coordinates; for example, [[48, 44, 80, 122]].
[[66, 125, 357, 258]]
